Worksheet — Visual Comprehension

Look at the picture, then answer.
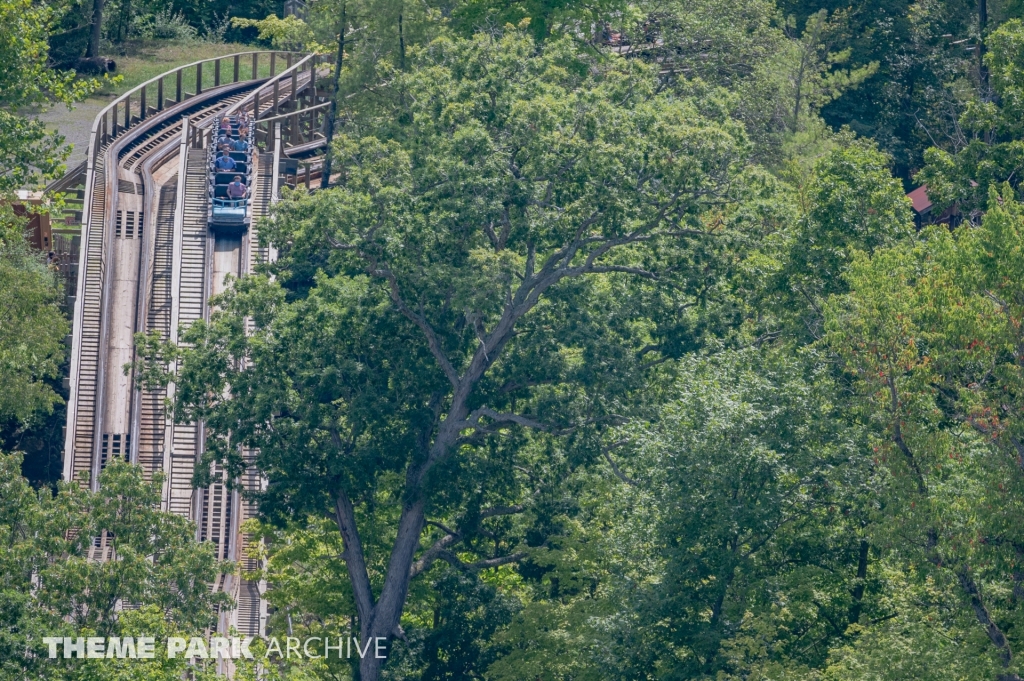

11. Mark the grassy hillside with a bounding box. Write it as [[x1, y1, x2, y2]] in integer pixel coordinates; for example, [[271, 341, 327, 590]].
[[34, 39, 259, 167], [95, 40, 255, 95]]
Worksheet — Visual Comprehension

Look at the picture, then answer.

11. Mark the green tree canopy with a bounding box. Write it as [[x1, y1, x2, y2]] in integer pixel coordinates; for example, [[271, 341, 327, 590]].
[[0, 0, 97, 194], [139, 29, 783, 680], [0, 454, 228, 679], [823, 188, 1024, 680], [917, 19, 1024, 219], [0, 0, 100, 435]]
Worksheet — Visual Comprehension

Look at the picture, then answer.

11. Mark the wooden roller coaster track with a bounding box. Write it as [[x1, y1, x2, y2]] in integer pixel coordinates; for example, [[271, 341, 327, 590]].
[[46, 49, 333, 649]]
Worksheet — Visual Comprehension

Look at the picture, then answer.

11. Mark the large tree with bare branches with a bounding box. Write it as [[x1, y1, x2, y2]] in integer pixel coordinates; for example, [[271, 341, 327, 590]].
[[150, 30, 764, 680]]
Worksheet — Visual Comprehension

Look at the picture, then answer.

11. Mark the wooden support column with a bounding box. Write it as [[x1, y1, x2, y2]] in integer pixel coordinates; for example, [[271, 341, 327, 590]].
[[124, 96, 130, 129], [310, 58, 317, 104], [196, 63, 203, 95], [252, 52, 258, 79], [157, 78, 164, 111], [215, 59, 221, 87], [176, 70, 182, 102], [234, 55, 240, 82], [270, 52, 276, 77]]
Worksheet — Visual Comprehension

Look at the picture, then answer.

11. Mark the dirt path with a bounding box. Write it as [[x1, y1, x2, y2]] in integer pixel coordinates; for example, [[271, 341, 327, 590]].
[[34, 97, 112, 168]]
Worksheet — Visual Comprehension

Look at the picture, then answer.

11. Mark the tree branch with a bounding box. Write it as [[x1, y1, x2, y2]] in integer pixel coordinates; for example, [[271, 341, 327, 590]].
[[886, 374, 927, 495], [334, 490, 374, 624], [586, 264, 659, 279], [375, 264, 461, 389], [479, 504, 525, 519], [410, 505, 527, 578], [438, 549, 527, 572], [601, 439, 639, 486], [366, 497, 425, 639], [462, 406, 559, 433], [409, 527, 461, 578], [425, 519, 458, 536], [957, 564, 1017, 670]]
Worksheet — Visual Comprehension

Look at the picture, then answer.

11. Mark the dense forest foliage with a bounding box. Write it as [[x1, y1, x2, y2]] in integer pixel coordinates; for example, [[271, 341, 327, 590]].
[[6, 0, 1024, 678]]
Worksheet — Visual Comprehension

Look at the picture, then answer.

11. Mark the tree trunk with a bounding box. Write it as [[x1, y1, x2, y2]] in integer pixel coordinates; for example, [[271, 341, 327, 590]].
[[87, 0, 104, 59], [848, 539, 869, 625], [397, 7, 409, 123], [334, 486, 426, 681], [978, 0, 989, 96], [320, 1, 346, 190], [791, 54, 805, 133], [353, 497, 425, 681], [117, 0, 131, 45], [398, 9, 406, 72], [957, 565, 1015, 669]]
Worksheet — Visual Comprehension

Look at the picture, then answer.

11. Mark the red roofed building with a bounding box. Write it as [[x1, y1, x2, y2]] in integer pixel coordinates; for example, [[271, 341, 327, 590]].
[[907, 185, 932, 215], [906, 185, 960, 228]]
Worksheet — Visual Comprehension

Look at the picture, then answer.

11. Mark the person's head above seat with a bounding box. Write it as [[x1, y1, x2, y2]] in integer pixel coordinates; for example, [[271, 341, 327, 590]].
[[227, 176, 247, 198]]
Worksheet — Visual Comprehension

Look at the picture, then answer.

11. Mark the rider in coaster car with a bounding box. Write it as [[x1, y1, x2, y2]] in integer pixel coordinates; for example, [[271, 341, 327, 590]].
[[215, 151, 236, 171], [230, 137, 248, 151], [226, 176, 247, 199]]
